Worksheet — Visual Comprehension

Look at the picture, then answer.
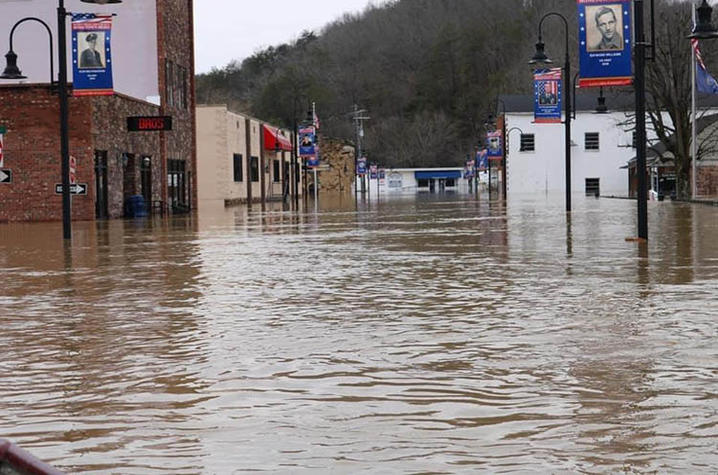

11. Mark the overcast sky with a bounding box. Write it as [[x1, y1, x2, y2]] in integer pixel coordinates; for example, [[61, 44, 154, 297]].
[[193, 1, 387, 73]]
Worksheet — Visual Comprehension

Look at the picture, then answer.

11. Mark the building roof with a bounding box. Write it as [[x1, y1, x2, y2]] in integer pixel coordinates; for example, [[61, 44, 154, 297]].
[[625, 113, 718, 166]]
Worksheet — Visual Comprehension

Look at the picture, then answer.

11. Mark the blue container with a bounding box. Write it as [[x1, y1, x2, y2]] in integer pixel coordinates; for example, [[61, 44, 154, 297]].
[[125, 195, 148, 218]]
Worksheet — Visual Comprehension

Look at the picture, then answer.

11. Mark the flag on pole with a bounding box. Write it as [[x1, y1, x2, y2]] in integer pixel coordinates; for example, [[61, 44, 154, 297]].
[[692, 39, 718, 94]]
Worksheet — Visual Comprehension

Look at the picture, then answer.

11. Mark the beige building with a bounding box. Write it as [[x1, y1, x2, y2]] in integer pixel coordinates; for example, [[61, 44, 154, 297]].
[[196, 105, 301, 206]]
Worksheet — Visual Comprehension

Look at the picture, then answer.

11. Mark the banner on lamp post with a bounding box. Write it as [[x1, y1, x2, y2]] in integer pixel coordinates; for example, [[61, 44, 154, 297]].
[[487, 131, 503, 159], [476, 149, 488, 170], [298, 126, 319, 167], [534, 68, 563, 123], [72, 14, 114, 96], [464, 158, 475, 178], [357, 157, 368, 176], [577, 0, 633, 87]]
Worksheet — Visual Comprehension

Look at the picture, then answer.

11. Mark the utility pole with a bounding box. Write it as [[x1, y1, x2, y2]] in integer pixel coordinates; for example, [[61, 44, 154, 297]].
[[351, 105, 370, 197]]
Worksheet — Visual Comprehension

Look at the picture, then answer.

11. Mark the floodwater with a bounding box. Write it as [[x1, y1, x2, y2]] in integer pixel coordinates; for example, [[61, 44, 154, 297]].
[[1, 192, 717, 474]]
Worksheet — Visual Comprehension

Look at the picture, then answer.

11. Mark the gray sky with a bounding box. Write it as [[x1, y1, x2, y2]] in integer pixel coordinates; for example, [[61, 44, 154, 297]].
[[193, 0, 386, 73]]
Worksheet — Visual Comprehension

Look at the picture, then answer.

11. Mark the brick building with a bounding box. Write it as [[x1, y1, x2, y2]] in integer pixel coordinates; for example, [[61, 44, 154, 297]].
[[0, 0, 196, 222]]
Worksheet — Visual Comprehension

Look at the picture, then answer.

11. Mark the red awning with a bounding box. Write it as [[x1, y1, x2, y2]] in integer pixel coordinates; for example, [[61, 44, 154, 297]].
[[263, 125, 293, 151]]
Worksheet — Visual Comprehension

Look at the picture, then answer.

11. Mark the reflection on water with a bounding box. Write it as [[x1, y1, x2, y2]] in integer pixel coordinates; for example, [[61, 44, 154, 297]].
[[1, 193, 717, 473]]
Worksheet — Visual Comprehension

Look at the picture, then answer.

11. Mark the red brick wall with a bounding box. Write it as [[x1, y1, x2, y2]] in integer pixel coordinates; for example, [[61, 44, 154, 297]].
[[0, 85, 94, 222], [697, 165, 718, 197], [91, 94, 163, 218], [156, 0, 197, 209]]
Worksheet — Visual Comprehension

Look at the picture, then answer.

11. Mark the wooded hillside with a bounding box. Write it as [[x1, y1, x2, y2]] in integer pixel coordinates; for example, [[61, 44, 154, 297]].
[[195, 0, 702, 170]]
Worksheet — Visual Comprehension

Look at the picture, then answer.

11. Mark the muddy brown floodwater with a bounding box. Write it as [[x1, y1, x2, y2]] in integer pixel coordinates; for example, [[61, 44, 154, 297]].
[[1, 193, 717, 474]]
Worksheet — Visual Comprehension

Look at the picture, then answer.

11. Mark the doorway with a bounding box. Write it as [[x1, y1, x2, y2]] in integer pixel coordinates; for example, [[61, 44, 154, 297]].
[[94, 150, 108, 219]]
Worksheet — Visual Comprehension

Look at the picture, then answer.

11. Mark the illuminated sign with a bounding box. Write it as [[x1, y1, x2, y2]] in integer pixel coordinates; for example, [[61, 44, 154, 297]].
[[127, 116, 172, 132]]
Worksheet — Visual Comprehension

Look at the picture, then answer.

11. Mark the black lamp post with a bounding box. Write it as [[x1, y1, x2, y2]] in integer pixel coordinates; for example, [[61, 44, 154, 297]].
[[529, 12, 572, 212], [1, 0, 122, 242]]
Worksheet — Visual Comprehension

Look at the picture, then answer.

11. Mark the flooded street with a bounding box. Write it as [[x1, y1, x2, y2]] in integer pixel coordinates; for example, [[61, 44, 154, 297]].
[[1, 193, 717, 474]]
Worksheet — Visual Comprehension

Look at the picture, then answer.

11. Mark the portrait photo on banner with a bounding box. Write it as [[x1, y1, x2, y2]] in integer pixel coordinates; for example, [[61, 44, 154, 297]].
[[585, 3, 624, 52], [78, 31, 106, 69]]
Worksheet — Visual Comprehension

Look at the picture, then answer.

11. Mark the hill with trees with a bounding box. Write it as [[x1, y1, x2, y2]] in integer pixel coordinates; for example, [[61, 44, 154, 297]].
[[196, 0, 717, 192]]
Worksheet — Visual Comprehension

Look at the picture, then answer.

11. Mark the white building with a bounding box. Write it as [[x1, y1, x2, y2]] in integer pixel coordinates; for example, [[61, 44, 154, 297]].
[[356, 167, 486, 194], [501, 93, 645, 197]]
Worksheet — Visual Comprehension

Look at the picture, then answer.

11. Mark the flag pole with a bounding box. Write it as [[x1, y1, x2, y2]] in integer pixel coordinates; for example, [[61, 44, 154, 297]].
[[692, 5, 698, 200]]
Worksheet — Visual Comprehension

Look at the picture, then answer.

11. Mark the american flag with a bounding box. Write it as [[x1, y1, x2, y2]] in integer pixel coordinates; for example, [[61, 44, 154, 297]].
[[692, 38, 718, 94], [692, 39, 706, 69]]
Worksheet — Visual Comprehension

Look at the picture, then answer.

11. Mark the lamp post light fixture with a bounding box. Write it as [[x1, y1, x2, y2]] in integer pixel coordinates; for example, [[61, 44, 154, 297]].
[[688, 0, 718, 39], [1, 0, 123, 242], [529, 12, 572, 213]]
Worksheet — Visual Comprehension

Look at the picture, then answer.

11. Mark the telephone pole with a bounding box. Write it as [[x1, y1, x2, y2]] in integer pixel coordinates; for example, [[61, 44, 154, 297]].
[[351, 105, 370, 197]]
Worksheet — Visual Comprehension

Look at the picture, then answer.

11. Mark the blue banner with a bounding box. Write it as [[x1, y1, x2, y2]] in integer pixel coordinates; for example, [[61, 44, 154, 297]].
[[476, 149, 488, 171], [487, 131, 503, 158], [357, 157, 367, 176], [370, 164, 378, 179], [464, 159, 475, 178], [299, 126, 319, 167], [534, 68, 562, 123], [72, 14, 114, 96], [577, 0, 633, 87]]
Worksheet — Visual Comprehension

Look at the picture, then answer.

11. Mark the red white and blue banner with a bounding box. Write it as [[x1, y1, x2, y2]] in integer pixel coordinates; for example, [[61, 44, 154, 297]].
[[577, 0, 632, 87], [71, 14, 114, 96], [487, 131, 503, 159], [534, 68, 562, 123], [464, 158, 475, 178], [476, 149, 488, 170], [357, 157, 367, 176], [692, 39, 718, 94], [298, 126, 319, 167]]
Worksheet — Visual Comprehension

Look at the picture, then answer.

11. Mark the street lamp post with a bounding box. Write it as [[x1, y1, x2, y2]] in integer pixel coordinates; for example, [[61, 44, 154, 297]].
[[529, 12, 572, 213], [1, 0, 122, 242]]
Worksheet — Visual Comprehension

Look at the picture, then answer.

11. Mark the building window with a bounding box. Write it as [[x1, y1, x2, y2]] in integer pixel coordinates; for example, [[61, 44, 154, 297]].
[[418, 179, 429, 188], [273, 160, 280, 182], [585, 132, 600, 150], [585, 178, 600, 196], [165, 59, 174, 108], [233, 153, 243, 182], [520, 134, 535, 152], [250, 156, 259, 182]]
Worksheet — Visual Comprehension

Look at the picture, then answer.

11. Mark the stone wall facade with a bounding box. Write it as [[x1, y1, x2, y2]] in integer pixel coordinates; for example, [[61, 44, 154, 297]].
[[308, 137, 355, 194]]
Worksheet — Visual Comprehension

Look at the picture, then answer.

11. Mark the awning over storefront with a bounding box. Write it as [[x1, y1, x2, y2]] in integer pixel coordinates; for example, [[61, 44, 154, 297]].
[[263, 125, 293, 151], [414, 170, 462, 180]]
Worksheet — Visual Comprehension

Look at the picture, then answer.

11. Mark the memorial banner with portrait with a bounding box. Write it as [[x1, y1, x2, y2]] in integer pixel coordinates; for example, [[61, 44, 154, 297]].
[[476, 149, 488, 171], [357, 157, 367, 176], [487, 131, 503, 159], [298, 126, 319, 167], [72, 14, 114, 96], [534, 68, 562, 123], [464, 158, 475, 178], [577, 0, 632, 87]]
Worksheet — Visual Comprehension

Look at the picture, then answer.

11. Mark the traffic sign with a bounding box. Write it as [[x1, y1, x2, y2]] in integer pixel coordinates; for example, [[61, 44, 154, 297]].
[[55, 183, 87, 195], [0, 169, 11, 183]]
